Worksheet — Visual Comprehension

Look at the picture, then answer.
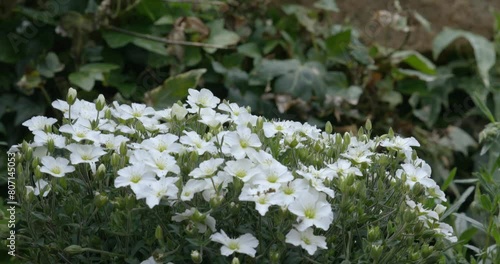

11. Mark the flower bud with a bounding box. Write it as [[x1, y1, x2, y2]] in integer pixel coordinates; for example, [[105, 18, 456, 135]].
[[367, 226, 381, 242], [191, 250, 202, 264], [172, 103, 188, 120], [155, 225, 163, 241], [119, 142, 128, 156], [434, 204, 446, 216], [67, 87, 77, 105], [421, 244, 434, 258], [231, 257, 240, 264], [95, 94, 106, 111], [111, 153, 121, 168], [22, 141, 30, 154], [34, 165, 43, 180], [343, 132, 351, 146], [25, 146, 33, 161], [388, 127, 394, 138], [64, 245, 85, 254], [370, 244, 383, 260], [256, 116, 264, 131], [104, 108, 112, 119], [325, 121, 333, 134], [269, 249, 280, 263], [365, 119, 372, 131], [47, 138, 55, 153], [96, 164, 106, 180], [94, 193, 108, 208]]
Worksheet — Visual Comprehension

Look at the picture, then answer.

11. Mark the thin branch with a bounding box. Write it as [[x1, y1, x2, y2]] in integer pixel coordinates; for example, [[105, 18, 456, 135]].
[[104, 25, 232, 49], [163, 0, 227, 6]]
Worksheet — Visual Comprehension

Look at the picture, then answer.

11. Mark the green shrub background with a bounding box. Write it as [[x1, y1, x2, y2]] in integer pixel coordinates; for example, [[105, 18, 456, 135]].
[[0, 0, 499, 263]]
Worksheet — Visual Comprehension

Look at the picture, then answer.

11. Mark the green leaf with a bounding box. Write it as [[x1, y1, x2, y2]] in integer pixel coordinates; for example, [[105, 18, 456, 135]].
[[132, 38, 168, 55], [442, 167, 457, 191], [391, 50, 436, 75], [441, 186, 474, 220], [253, 59, 301, 82], [80, 63, 120, 72], [204, 20, 240, 53], [479, 194, 493, 211], [458, 228, 477, 244], [452, 213, 486, 233], [441, 126, 477, 155], [282, 5, 317, 33], [237, 43, 261, 59], [433, 28, 495, 87], [69, 72, 95, 91], [37, 52, 65, 78], [102, 30, 134, 48], [145, 69, 206, 109], [325, 30, 351, 57], [313, 0, 339, 12], [274, 62, 326, 101], [154, 15, 175, 25], [472, 92, 496, 122]]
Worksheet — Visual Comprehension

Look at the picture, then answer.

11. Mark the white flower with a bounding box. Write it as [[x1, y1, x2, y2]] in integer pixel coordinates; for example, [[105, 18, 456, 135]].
[[223, 126, 261, 159], [189, 158, 225, 178], [59, 119, 100, 142], [33, 131, 66, 148], [288, 191, 334, 231], [263, 121, 289, 138], [172, 208, 216, 233], [341, 143, 374, 164], [97, 134, 129, 152], [238, 185, 277, 215], [380, 136, 420, 152], [327, 159, 362, 179], [156, 104, 188, 121], [142, 150, 180, 177], [435, 222, 457, 243], [297, 167, 335, 198], [285, 228, 327, 255], [251, 162, 293, 189], [26, 179, 51, 197], [210, 230, 259, 257], [425, 185, 447, 203], [140, 256, 161, 264], [40, 156, 75, 177], [139, 134, 182, 154], [199, 108, 229, 128], [66, 144, 107, 164], [187, 88, 220, 112], [180, 131, 216, 155], [396, 163, 436, 189], [180, 179, 208, 201], [224, 159, 259, 182], [22, 116, 57, 131], [112, 102, 155, 120], [273, 179, 310, 207], [133, 177, 179, 208], [115, 164, 157, 193]]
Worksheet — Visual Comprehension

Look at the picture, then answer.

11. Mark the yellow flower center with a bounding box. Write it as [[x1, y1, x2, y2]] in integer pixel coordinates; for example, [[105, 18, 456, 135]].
[[228, 241, 239, 251], [51, 166, 61, 174], [130, 175, 141, 183], [235, 171, 246, 178], [304, 208, 316, 219]]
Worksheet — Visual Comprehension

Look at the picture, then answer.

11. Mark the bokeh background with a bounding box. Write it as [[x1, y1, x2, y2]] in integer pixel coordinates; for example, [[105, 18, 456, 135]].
[[1, 0, 499, 262]]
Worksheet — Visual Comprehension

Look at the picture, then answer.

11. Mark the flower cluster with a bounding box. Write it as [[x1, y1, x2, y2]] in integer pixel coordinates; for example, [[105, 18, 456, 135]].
[[12, 88, 456, 262]]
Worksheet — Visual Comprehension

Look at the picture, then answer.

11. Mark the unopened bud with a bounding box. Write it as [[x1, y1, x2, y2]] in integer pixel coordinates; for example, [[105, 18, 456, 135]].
[[119, 142, 128, 156], [155, 225, 163, 241], [365, 119, 372, 131], [325, 121, 333, 134], [111, 153, 121, 168], [231, 257, 240, 264], [67, 87, 77, 105], [34, 165, 43, 179], [96, 164, 106, 180], [47, 139, 55, 153], [367, 226, 381, 242], [94, 193, 108, 208], [64, 245, 85, 254], [104, 108, 112, 119], [95, 94, 106, 111], [191, 250, 202, 264], [256, 116, 264, 131]]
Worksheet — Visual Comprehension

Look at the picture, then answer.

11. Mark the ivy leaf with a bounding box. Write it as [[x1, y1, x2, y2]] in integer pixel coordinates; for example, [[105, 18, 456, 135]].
[[204, 20, 240, 53], [282, 5, 316, 33], [313, 0, 339, 12], [433, 28, 495, 87], [37, 52, 65, 78], [439, 126, 477, 155], [69, 71, 95, 91], [69, 63, 120, 91], [145, 69, 207, 109], [102, 30, 134, 48], [132, 38, 168, 55], [325, 30, 351, 57], [391, 50, 436, 75]]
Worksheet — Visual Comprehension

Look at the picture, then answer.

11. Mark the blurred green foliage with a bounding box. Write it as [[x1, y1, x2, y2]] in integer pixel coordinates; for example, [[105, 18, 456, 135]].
[[0, 0, 499, 262]]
